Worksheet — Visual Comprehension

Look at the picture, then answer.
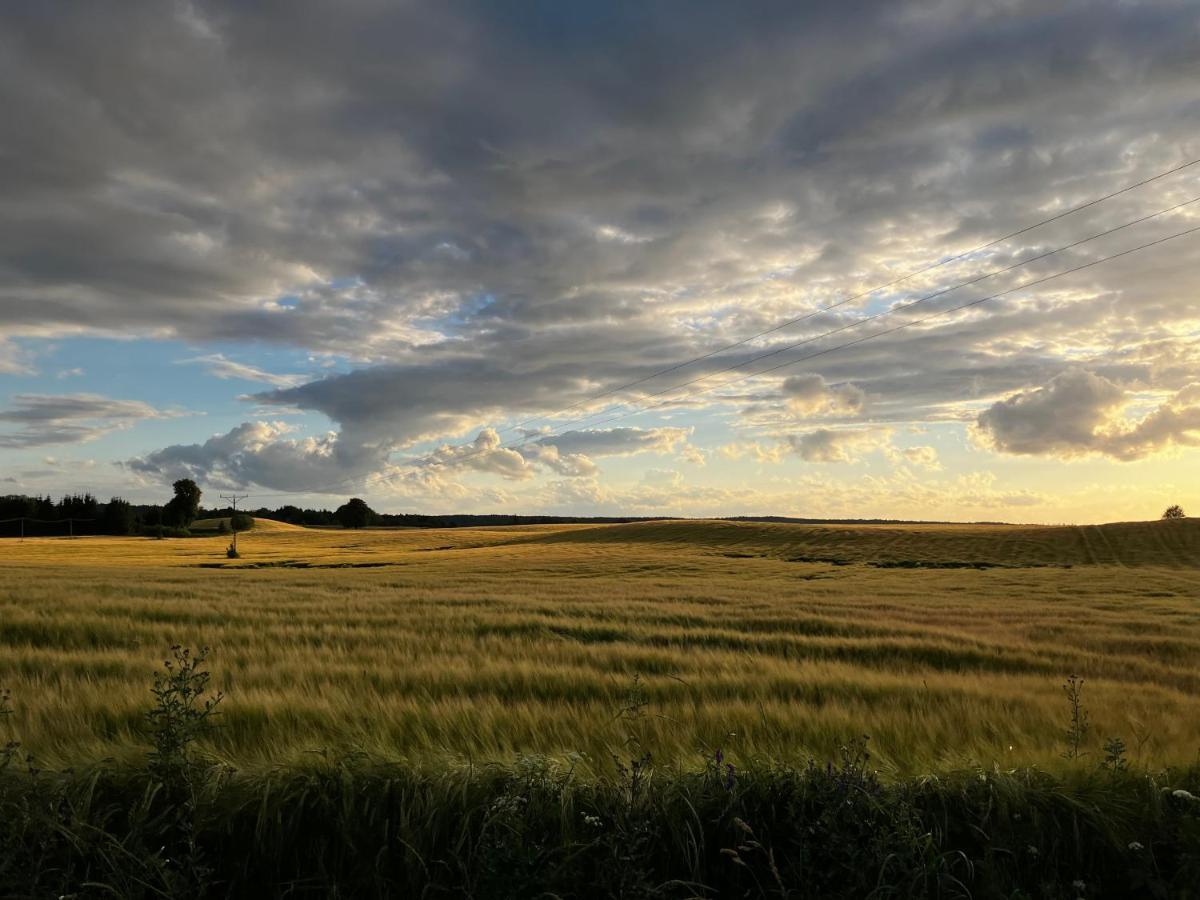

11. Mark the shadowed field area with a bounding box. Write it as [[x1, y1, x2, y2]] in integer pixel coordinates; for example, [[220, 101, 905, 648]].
[[2, 518, 1198, 773]]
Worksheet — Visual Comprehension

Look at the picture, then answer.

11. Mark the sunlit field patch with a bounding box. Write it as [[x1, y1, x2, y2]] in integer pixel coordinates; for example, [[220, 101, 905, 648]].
[[2, 518, 1198, 773]]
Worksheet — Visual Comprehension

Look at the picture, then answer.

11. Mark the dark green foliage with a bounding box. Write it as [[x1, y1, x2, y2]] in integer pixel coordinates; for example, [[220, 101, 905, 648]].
[[101, 496, 136, 535], [3, 652, 1200, 898], [0, 493, 143, 535], [1, 755, 1199, 898], [144, 524, 191, 538], [333, 497, 375, 529], [164, 478, 202, 528], [229, 513, 253, 532], [146, 646, 222, 784]]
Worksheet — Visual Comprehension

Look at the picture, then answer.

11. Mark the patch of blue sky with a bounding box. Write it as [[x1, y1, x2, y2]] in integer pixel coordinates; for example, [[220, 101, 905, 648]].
[[0, 336, 340, 450], [419, 293, 497, 337]]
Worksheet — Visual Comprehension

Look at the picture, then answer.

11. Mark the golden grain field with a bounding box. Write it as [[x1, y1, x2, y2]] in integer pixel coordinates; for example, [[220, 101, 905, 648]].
[[1, 517, 1198, 774]]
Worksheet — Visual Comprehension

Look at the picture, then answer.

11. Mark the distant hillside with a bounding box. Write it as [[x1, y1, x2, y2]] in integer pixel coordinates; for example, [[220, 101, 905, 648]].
[[525, 517, 1200, 568], [253, 507, 680, 528]]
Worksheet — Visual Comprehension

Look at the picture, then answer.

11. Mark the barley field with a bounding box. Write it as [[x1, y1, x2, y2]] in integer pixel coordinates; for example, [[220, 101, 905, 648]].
[[2, 517, 1199, 774]]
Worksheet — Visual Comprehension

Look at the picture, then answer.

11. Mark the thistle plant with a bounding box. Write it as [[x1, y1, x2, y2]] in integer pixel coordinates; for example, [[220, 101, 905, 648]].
[[146, 645, 223, 782], [1062, 674, 1089, 760], [0, 687, 18, 772]]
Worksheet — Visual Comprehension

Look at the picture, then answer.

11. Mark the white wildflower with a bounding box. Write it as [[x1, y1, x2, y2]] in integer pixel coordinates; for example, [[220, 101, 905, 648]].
[[1128, 841, 1144, 851]]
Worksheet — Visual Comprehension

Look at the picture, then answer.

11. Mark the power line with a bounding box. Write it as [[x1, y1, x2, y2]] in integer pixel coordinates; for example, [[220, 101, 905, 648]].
[[0, 516, 97, 540], [507, 221, 1200, 440], [367, 195, 1200, 484], [496, 154, 1200, 436], [240, 163, 1200, 502], [359, 217, 1200, 493], [253, 208, 1200, 504], [220, 493, 249, 556], [498, 195, 1200, 440]]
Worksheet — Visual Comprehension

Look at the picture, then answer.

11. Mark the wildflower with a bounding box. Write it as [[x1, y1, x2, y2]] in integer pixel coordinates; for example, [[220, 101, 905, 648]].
[[1026, 845, 1038, 856], [1128, 841, 1144, 851], [1072, 879, 1086, 891], [1172, 789, 1199, 802], [582, 813, 602, 828]]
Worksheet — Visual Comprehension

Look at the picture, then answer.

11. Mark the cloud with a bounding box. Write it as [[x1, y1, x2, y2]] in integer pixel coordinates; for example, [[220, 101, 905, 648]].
[[4, 1, 1200, 511], [718, 441, 788, 464], [975, 371, 1200, 459], [0, 338, 34, 375], [781, 374, 865, 416], [1, 3, 1196, 376], [786, 427, 892, 463], [890, 445, 942, 470], [416, 425, 692, 481], [533, 427, 692, 458], [126, 420, 389, 492], [423, 428, 538, 481], [0, 394, 168, 448], [181, 353, 306, 387], [126, 420, 689, 491]]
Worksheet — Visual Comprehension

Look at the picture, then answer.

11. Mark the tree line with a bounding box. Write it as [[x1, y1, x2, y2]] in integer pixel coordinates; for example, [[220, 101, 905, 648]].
[[0, 479, 249, 538], [253, 499, 673, 529]]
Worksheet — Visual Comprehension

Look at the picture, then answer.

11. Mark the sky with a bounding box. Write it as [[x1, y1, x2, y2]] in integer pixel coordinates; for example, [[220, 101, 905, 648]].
[[1, 0, 1199, 523]]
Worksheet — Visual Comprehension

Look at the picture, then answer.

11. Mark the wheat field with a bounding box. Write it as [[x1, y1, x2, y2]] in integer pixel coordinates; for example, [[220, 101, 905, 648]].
[[1, 517, 1198, 774]]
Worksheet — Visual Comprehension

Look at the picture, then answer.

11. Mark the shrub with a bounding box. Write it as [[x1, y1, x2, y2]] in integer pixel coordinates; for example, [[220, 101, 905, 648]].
[[230, 513, 253, 532], [143, 525, 191, 538], [146, 646, 222, 783], [1162, 504, 1186, 519]]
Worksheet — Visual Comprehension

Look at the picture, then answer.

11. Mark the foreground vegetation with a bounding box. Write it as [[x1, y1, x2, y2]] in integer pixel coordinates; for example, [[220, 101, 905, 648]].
[[2, 518, 1199, 895], [3, 646, 1200, 898], [1, 518, 1199, 772]]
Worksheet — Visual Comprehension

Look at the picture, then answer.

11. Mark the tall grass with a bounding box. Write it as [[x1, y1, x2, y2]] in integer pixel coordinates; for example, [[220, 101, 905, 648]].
[[1, 647, 1199, 898], [1, 519, 1199, 771]]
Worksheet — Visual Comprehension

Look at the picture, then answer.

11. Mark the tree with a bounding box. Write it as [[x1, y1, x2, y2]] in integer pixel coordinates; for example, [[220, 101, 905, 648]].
[[230, 513, 254, 532], [163, 479, 202, 528], [334, 497, 375, 529], [1162, 505, 1186, 519], [101, 497, 135, 535]]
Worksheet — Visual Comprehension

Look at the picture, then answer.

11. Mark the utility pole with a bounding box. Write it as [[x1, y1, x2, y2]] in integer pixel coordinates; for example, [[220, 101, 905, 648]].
[[220, 493, 250, 556]]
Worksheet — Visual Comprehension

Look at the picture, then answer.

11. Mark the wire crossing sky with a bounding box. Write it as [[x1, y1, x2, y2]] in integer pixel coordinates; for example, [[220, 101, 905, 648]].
[[1, 1, 1198, 523]]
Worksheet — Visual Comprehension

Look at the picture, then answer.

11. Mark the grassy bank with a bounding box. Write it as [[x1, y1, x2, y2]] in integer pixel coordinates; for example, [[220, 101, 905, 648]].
[[5, 644, 1197, 897], [3, 751, 1199, 898]]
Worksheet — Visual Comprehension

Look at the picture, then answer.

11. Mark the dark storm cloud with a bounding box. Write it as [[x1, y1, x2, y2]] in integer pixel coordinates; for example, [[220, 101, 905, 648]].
[[4, 0, 1200, 480]]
